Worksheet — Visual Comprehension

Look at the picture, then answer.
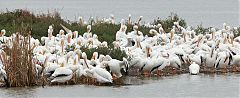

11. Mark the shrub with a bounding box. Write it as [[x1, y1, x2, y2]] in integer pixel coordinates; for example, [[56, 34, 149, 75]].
[[81, 47, 127, 60], [194, 25, 209, 35], [153, 13, 187, 33]]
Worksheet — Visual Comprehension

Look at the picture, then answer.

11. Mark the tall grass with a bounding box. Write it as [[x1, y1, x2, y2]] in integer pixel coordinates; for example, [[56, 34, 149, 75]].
[[1, 25, 38, 87]]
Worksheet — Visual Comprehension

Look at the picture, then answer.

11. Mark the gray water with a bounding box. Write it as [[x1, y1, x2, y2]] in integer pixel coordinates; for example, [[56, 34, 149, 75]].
[[0, 73, 239, 98], [0, 0, 239, 28]]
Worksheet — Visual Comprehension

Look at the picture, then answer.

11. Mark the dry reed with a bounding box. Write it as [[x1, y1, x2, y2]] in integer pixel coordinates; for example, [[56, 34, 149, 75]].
[[1, 26, 38, 87]]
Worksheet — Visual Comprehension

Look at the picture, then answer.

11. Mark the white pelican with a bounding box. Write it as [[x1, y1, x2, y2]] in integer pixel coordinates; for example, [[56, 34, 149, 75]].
[[205, 46, 217, 68], [150, 57, 170, 75], [50, 63, 73, 83], [35, 64, 43, 77], [83, 25, 92, 39], [90, 52, 99, 67], [81, 52, 92, 69], [44, 57, 60, 77], [101, 57, 129, 78], [85, 67, 112, 83], [215, 51, 230, 69], [0, 66, 9, 87], [189, 62, 200, 75]]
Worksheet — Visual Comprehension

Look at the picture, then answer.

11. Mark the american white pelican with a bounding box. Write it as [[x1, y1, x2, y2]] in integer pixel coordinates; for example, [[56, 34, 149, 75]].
[[150, 57, 170, 75], [81, 52, 92, 69], [44, 57, 60, 77], [35, 64, 43, 77], [0, 66, 9, 87], [101, 57, 129, 78], [83, 25, 92, 39], [215, 51, 230, 69], [50, 63, 73, 83], [205, 46, 217, 68], [85, 67, 112, 83], [189, 62, 200, 75]]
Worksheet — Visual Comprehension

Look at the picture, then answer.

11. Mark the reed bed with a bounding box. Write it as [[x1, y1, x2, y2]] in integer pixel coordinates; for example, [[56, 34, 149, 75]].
[[0, 26, 39, 87]]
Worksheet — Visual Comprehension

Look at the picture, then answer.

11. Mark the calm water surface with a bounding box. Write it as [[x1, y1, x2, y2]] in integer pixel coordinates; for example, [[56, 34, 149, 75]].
[[0, 0, 239, 27], [0, 73, 239, 98]]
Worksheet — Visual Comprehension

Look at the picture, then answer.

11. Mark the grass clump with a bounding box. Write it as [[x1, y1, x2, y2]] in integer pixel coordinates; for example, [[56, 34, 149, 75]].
[[0, 26, 39, 87]]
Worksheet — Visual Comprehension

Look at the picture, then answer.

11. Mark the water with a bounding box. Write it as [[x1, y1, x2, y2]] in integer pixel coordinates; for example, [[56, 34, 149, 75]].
[[0, 0, 239, 28], [0, 73, 239, 98]]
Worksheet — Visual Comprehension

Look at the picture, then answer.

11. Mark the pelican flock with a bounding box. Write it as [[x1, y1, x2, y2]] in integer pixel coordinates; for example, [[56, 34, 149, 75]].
[[0, 14, 239, 86]]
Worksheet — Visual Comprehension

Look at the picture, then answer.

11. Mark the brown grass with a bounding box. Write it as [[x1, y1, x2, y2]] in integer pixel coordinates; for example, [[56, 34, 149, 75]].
[[1, 26, 38, 87]]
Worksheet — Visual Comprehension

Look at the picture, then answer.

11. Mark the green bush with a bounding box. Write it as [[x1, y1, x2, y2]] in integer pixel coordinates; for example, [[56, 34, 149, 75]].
[[194, 25, 209, 35], [81, 47, 127, 60], [153, 13, 187, 33]]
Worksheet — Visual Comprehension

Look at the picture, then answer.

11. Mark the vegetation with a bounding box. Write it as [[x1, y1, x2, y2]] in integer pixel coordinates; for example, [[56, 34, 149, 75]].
[[0, 9, 190, 60], [81, 47, 127, 60], [0, 10, 189, 43], [153, 13, 187, 33], [194, 25, 210, 35], [0, 26, 39, 87]]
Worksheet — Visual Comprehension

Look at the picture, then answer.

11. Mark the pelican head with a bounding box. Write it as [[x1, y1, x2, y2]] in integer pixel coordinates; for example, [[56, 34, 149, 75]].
[[133, 25, 138, 31], [104, 55, 112, 61], [48, 25, 53, 34], [128, 14, 131, 17], [120, 19, 125, 25], [91, 52, 98, 60], [110, 14, 114, 19], [73, 31, 78, 38], [49, 25, 53, 29], [1, 29, 6, 36], [99, 54, 105, 62], [60, 38, 64, 46], [87, 25, 91, 32], [120, 25, 127, 32], [223, 23, 227, 29], [78, 16, 83, 20], [139, 16, 143, 20], [157, 24, 162, 28], [59, 29, 65, 35], [149, 29, 158, 35], [93, 34, 98, 39], [82, 52, 87, 59]]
